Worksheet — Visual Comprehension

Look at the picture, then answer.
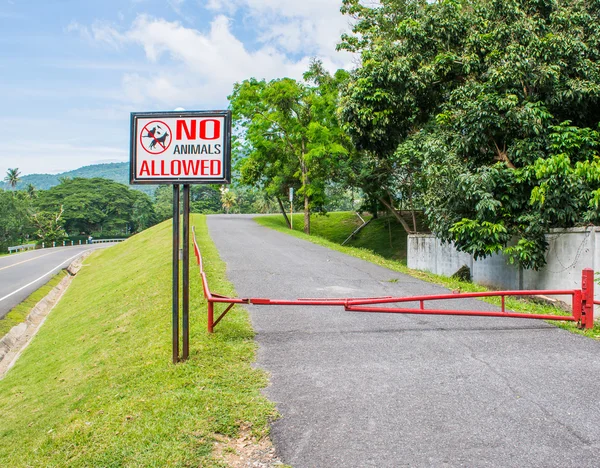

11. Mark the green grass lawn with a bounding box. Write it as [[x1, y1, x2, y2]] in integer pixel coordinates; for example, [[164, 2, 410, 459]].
[[256, 213, 599, 340], [263, 211, 408, 262], [0, 215, 276, 467]]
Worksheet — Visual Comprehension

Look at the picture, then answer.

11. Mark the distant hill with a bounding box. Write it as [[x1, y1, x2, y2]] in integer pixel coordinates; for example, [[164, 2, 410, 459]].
[[7, 162, 158, 196]]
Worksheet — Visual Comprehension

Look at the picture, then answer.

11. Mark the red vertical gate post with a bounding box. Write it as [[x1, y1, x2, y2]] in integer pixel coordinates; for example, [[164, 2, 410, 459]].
[[208, 301, 214, 333], [573, 289, 582, 323], [581, 268, 595, 329]]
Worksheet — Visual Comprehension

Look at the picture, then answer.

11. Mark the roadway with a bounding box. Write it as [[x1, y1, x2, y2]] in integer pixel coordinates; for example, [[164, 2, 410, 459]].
[[0, 244, 115, 320], [208, 215, 600, 468]]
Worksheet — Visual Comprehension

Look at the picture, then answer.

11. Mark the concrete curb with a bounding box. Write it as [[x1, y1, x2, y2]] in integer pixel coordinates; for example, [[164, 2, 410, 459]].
[[0, 252, 91, 379]]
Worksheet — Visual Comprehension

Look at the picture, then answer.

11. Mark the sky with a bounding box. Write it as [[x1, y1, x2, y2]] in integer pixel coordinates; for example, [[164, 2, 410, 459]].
[[0, 0, 356, 177]]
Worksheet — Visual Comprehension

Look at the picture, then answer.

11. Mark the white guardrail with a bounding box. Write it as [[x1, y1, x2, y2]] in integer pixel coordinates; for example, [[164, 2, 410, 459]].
[[91, 239, 127, 244], [7, 238, 126, 253], [7, 243, 35, 253]]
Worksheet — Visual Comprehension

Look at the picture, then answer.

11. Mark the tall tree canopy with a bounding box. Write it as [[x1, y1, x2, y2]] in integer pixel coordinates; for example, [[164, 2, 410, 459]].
[[0, 190, 33, 251], [340, 0, 600, 268], [36, 178, 156, 236], [229, 61, 350, 234]]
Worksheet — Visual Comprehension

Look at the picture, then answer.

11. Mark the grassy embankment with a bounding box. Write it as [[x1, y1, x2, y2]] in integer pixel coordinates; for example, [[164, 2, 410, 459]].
[[0, 271, 68, 337], [256, 212, 600, 339], [0, 215, 276, 467], [281, 211, 407, 262]]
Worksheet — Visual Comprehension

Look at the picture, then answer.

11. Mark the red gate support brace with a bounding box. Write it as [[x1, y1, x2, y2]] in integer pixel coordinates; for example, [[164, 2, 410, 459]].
[[208, 302, 214, 334], [581, 268, 595, 329]]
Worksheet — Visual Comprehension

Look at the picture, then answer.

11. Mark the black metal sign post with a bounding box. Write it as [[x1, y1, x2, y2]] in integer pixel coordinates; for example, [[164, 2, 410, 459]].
[[182, 184, 190, 361], [172, 184, 190, 363], [172, 184, 180, 363], [130, 110, 232, 364]]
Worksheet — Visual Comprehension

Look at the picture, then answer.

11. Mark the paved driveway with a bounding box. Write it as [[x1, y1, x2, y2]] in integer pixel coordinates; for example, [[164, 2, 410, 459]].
[[208, 215, 600, 468]]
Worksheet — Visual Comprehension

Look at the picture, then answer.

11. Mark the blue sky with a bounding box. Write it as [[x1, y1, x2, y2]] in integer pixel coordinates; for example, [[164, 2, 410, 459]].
[[0, 0, 354, 177]]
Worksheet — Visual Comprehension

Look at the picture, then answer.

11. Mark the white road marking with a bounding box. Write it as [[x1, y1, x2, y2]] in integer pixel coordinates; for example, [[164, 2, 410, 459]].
[[0, 250, 92, 303], [0, 250, 63, 272]]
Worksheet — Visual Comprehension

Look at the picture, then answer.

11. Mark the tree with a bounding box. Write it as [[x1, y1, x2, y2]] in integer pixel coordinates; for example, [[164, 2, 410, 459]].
[[153, 185, 174, 222], [30, 206, 67, 244], [25, 183, 37, 199], [339, 0, 600, 268], [153, 185, 223, 222], [35, 178, 156, 236], [4, 168, 21, 189], [130, 190, 158, 232], [191, 185, 222, 213], [249, 189, 278, 214], [220, 187, 237, 214], [0, 189, 33, 251], [229, 61, 350, 234]]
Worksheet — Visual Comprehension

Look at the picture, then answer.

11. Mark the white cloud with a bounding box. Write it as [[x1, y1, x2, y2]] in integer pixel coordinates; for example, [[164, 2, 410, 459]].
[[128, 14, 311, 77], [168, 0, 186, 15], [205, 0, 354, 60], [66, 21, 91, 40], [67, 21, 123, 50], [84, 13, 349, 108], [64, 2, 356, 123]]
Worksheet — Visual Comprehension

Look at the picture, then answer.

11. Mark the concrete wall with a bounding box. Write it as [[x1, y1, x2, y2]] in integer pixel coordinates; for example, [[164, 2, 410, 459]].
[[407, 227, 600, 305]]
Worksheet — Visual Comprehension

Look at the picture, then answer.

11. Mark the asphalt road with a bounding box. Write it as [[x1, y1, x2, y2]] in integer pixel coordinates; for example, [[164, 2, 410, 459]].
[[0, 244, 115, 319], [207, 215, 600, 468]]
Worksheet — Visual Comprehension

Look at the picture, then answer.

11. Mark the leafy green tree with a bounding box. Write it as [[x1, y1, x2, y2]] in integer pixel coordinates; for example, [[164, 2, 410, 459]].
[[25, 183, 37, 199], [35, 178, 155, 236], [0, 189, 33, 251], [249, 189, 278, 214], [4, 168, 21, 189], [220, 187, 237, 214], [130, 190, 158, 233], [30, 207, 67, 244], [229, 61, 350, 234], [340, 0, 600, 268], [191, 185, 222, 213], [153, 185, 174, 222], [153, 185, 223, 222]]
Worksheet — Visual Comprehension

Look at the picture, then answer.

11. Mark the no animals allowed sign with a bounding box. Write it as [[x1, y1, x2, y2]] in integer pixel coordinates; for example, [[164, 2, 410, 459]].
[[130, 110, 231, 184]]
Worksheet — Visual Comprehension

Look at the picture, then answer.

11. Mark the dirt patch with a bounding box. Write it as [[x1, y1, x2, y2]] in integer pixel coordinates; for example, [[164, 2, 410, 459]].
[[0, 253, 91, 379], [212, 423, 284, 467]]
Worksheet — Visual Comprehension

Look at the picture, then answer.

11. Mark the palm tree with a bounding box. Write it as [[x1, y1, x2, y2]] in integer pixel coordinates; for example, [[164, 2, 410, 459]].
[[220, 187, 237, 214], [4, 168, 21, 189], [26, 183, 37, 198]]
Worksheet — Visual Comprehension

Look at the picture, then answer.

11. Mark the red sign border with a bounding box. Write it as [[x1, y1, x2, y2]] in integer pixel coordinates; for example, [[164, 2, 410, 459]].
[[129, 110, 232, 185]]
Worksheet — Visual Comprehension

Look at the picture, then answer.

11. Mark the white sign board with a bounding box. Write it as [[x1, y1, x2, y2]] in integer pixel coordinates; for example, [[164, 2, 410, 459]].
[[130, 110, 231, 184]]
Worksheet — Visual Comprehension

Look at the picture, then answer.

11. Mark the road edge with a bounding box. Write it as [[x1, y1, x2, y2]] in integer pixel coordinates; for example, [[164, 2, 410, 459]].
[[0, 252, 92, 379]]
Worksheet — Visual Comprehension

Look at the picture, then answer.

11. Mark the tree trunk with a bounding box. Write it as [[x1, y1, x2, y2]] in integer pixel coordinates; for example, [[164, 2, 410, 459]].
[[378, 195, 414, 235], [276, 196, 291, 229], [302, 162, 310, 234], [371, 197, 379, 219], [304, 191, 310, 235], [301, 144, 310, 235], [407, 179, 417, 233]]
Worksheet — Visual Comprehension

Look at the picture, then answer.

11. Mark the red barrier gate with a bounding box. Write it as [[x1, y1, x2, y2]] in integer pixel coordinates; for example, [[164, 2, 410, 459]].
[[192, 228, 596, 333]]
